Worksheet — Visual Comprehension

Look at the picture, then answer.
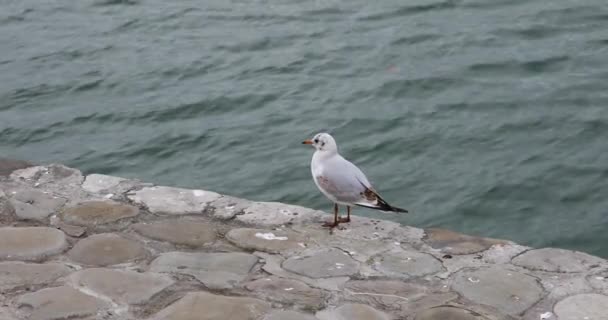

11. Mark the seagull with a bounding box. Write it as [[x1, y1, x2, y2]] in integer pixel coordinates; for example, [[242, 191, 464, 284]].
[[303, 132, 408, 228]]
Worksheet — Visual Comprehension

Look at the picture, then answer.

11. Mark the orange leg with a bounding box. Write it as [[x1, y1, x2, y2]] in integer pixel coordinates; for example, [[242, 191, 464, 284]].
[[322, 203, 340, 228]]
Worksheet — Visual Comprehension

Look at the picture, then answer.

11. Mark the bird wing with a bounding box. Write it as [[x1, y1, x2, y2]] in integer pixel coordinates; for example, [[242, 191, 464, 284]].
[[315, 155, 373, 204]]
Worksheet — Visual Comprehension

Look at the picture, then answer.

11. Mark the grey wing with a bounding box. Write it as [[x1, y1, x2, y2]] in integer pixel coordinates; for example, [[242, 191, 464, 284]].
[[318, 156, 372, 203]]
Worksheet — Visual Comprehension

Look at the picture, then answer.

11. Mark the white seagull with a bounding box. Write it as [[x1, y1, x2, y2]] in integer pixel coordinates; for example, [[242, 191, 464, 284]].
[[303, 132, 408, 228]]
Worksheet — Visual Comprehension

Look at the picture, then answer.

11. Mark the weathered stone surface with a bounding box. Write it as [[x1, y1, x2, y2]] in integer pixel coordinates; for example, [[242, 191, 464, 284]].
[[60, 200, 139, 226], [10, 165, 89, 203], [11, 165, 84, 188], [68, 268, 174, 305], [415, 306, 492, 320], [0, 158, 33, 176], [54, 221, 86, 237], [512, 248, 606, 273], [0, 227, 67, 261], [245, 276, 326, 308], [209, 195, 252, 220], [226, 228, 308, 253], [482, 243, 529, 264], [264, 310, 318, 320], [283, 248, 359, 279], [150, 291, 271, 320], [150, 251, 258, 289], [68, 233, 146, 266], [83, 173, 150, 199], [82, 174, 127, 193], [4, 164, 608, 320], [133, 220, 216, 247], [9, 189, 66, 221], [316, 303, 390, 320], [587, 270, 608, 293], [452, 266, 543, 316], [372, 249, 443, 278], [424, 228, 508, 255], [0, 261, 72, 291], [522, 275, 594, 320], [553, 293, 608, 319], [0, 190, 15, 218], [236, 201, 325, 226], [16, 286, 107, 320], [0, 306, 18, 320], [258, 251, 350, 291], [344, 280, 458, 314], [128, 186, 221, 215]]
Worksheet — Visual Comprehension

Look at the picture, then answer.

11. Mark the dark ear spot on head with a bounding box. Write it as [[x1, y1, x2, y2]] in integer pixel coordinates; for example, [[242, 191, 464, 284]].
[[321, 142, 326, 146]]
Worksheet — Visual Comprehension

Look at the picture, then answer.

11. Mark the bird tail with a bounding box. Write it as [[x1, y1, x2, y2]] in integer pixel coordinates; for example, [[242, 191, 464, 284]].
[[356, 190, 409, 213]]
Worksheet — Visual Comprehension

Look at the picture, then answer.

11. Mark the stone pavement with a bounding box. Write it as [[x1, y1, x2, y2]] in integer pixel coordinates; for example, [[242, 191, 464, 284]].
[[1, 161, 607, 320]]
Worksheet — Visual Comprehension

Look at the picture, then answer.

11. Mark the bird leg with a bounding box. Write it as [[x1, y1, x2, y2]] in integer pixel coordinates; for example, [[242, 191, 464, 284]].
[[322, 203, 340, 228], [339, 206, 351, 223]]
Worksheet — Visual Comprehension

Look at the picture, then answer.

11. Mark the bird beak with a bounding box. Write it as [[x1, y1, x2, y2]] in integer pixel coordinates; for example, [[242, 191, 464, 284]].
[[302, 139, 313, 145]]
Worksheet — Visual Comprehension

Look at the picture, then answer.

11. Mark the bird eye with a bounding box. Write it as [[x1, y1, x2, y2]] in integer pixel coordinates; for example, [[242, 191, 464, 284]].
[[314, 139, 319, 143]]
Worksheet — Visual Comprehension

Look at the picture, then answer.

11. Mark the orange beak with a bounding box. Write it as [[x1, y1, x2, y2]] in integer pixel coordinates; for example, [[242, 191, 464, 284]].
[[302, 139, 313, 145]]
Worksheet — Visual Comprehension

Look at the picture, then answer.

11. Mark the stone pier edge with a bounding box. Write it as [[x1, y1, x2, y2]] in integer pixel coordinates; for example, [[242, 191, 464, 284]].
[[0, 161, 607, 320]]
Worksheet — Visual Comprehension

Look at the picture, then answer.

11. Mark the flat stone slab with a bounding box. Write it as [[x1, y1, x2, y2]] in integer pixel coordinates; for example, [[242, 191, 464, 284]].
[[244, 276, 326, 308], [372, 249, 443, 278], [424, 228, 509, 255], [60, 200, 139, 226], [133, 220, 216, 247], [316, 303, 390, 320], [553, 293, 608, 319], [82, 174, 127, 193], [0, 261, 72, 291], [11, 165, 84, 191], [150, 291, 270, 320], [16, 286, 107, 320], [128, 186, 221, 215], [54, 221, 86, 237], [226, 228, 308, 253], [283, 248, 359, 279], [0, 190, 14, 218], [415, 306, 492, 320], [0, 158, 33, 176], [512, 248, 606, 273], [452, 266, 543, 316], [9, 189, 66, 221], [208, 195, 252, 220], [68, 268, 174, 305], [0, 227, 67, 261], [344, 280, 458, 314], [264, 310, 318, 320], [236, 202, 324, 226], [68, 233, 146, 266], [150, 251, 258, 289]]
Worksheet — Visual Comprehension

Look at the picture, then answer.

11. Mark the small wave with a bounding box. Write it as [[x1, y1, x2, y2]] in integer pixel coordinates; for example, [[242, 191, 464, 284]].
[[93, 0, 139, 6], [28, 46, 114, 62], [390, 34, 441, 46], [203, 13, 315, 24], [216, 37, 291, 53], [301, 7, 354, 17], [468, 55, 570, 74], [357, 1, 458, 21], [461, 0, 528, 10], [126, 93, 280, 124], [373, 77, 460, 99], [70, 79, 104, 92], [494, 25, 563, 40]]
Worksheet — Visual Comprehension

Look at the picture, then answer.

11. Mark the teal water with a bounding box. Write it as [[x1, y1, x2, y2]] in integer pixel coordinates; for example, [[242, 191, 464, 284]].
[[1, 0, 607, 257]]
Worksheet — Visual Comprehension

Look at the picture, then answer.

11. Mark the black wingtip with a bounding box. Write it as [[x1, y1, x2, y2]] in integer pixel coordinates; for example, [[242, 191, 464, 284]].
[[373, 196, 409, 213], [390, 206, 409, 213]]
